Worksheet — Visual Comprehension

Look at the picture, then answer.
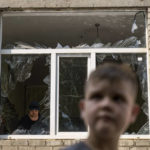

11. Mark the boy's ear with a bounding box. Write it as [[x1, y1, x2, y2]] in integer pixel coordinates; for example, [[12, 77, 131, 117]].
[[79, 99, 86, 119], [130, 104, 140, 124]]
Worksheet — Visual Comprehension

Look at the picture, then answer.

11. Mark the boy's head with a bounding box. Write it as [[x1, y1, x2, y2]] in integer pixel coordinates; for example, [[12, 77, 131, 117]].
[[80, 63, 139, 139]]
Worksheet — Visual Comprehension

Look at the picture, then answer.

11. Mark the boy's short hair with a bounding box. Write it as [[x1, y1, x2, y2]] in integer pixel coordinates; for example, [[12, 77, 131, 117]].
[[85, 63, 138, 98]]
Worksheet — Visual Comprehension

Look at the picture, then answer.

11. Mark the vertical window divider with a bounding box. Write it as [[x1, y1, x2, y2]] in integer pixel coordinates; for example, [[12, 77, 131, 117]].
[[146, 51, 150, 134], [0, 14, 2, 112], [89, 52, 96, 76], [56, 54, 60, 135], [146, 10, 150, 134], [50, 52, 57, 136], [0, 14, 2, 76], [146, 10, 148, 51]]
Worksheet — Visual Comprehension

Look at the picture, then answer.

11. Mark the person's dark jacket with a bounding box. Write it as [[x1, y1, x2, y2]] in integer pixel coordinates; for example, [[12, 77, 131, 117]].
[[12, 114, 49, 134]]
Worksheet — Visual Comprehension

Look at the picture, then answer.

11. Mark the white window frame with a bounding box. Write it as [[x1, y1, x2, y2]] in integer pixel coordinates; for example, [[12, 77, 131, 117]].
[[0, 10, 149, 139], [56, 54, 90, 138]]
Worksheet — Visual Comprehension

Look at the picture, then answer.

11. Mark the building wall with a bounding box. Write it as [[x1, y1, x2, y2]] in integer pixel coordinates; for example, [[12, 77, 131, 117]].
[[0, 14, 149, 149], [0, 1, 150, 150], [0, 139, 150, 150], [0, 0, 149, 9]]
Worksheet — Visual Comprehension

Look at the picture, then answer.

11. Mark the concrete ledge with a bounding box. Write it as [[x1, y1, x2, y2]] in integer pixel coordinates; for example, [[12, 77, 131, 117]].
[[0, 0, 149, 9]]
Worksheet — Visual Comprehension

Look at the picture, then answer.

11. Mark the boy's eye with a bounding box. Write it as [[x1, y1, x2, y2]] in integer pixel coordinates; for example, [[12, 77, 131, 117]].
[[112, 94, 126, 103], [90, 93, 104, 100]]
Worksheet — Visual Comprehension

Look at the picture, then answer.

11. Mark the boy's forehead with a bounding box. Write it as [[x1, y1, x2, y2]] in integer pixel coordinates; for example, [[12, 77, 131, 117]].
[[86, 78, 123, 89], [85, 79, 135, 98], [87, 77, 133, 87], [86, 79, 116, 91]]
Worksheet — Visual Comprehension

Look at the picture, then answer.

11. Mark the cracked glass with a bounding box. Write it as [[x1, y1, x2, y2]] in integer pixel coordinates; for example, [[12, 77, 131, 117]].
[[0, 55, 50, 135], [2, 11, 145, 49], [96, 53, 148, 134], [59, 57, 87, 132]]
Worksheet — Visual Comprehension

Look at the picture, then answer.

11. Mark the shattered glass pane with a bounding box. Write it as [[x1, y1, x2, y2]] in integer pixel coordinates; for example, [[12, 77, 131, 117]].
[[59, 57, 87, 132], [96, 53, 148, 134], [1, 55, 39, 97], [2, 36, 145, 49], [2, 11, 145, 48], [0, 55, 50, 135], [3, 42, 48, 49]]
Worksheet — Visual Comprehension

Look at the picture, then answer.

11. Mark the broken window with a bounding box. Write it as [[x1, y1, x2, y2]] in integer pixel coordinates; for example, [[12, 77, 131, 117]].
[[59, 56, 87, 132], [2, 11, 145, 48], [96, 53, 148, 134], [0, 55, 50, 134], [0, 10, 148, 137]]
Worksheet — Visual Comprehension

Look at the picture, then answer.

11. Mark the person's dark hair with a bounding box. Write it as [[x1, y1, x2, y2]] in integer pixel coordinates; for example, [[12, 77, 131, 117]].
[[85, 63, 138, 98], [29, 101, 39, 110]]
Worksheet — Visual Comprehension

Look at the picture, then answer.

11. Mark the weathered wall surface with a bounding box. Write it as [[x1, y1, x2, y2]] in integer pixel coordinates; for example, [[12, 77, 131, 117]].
[[0, 139, 150, 150], [0, 0, 149, 9], [0, 2, 149, 150]]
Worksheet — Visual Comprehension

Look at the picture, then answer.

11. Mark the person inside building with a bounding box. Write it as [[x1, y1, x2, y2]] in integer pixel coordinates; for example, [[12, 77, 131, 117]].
[[12, 101, 49, 134], [63, 63, 139, 150]]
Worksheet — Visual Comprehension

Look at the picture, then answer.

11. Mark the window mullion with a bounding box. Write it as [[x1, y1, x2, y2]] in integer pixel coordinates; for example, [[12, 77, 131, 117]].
[[50, 53, 57, 136], [0, 16, 2, 137], [0, 14, 2, 112], [56, 55, 60, 135], [88, 52, 96, 77], [0, 14, 2, 75], [147, 51, 150, 134], [147, 10, 150, 135]]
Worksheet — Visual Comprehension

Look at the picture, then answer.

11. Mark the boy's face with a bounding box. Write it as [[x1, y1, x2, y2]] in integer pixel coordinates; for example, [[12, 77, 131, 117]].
[[80, 79, 139, 139]]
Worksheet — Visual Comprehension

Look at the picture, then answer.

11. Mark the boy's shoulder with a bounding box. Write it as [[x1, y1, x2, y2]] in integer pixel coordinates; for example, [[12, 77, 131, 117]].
[[63, 142, 91, 150]]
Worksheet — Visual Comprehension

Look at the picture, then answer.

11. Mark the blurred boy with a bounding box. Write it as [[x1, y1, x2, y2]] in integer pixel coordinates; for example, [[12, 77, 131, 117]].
[[64, 63, 139, 150]]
